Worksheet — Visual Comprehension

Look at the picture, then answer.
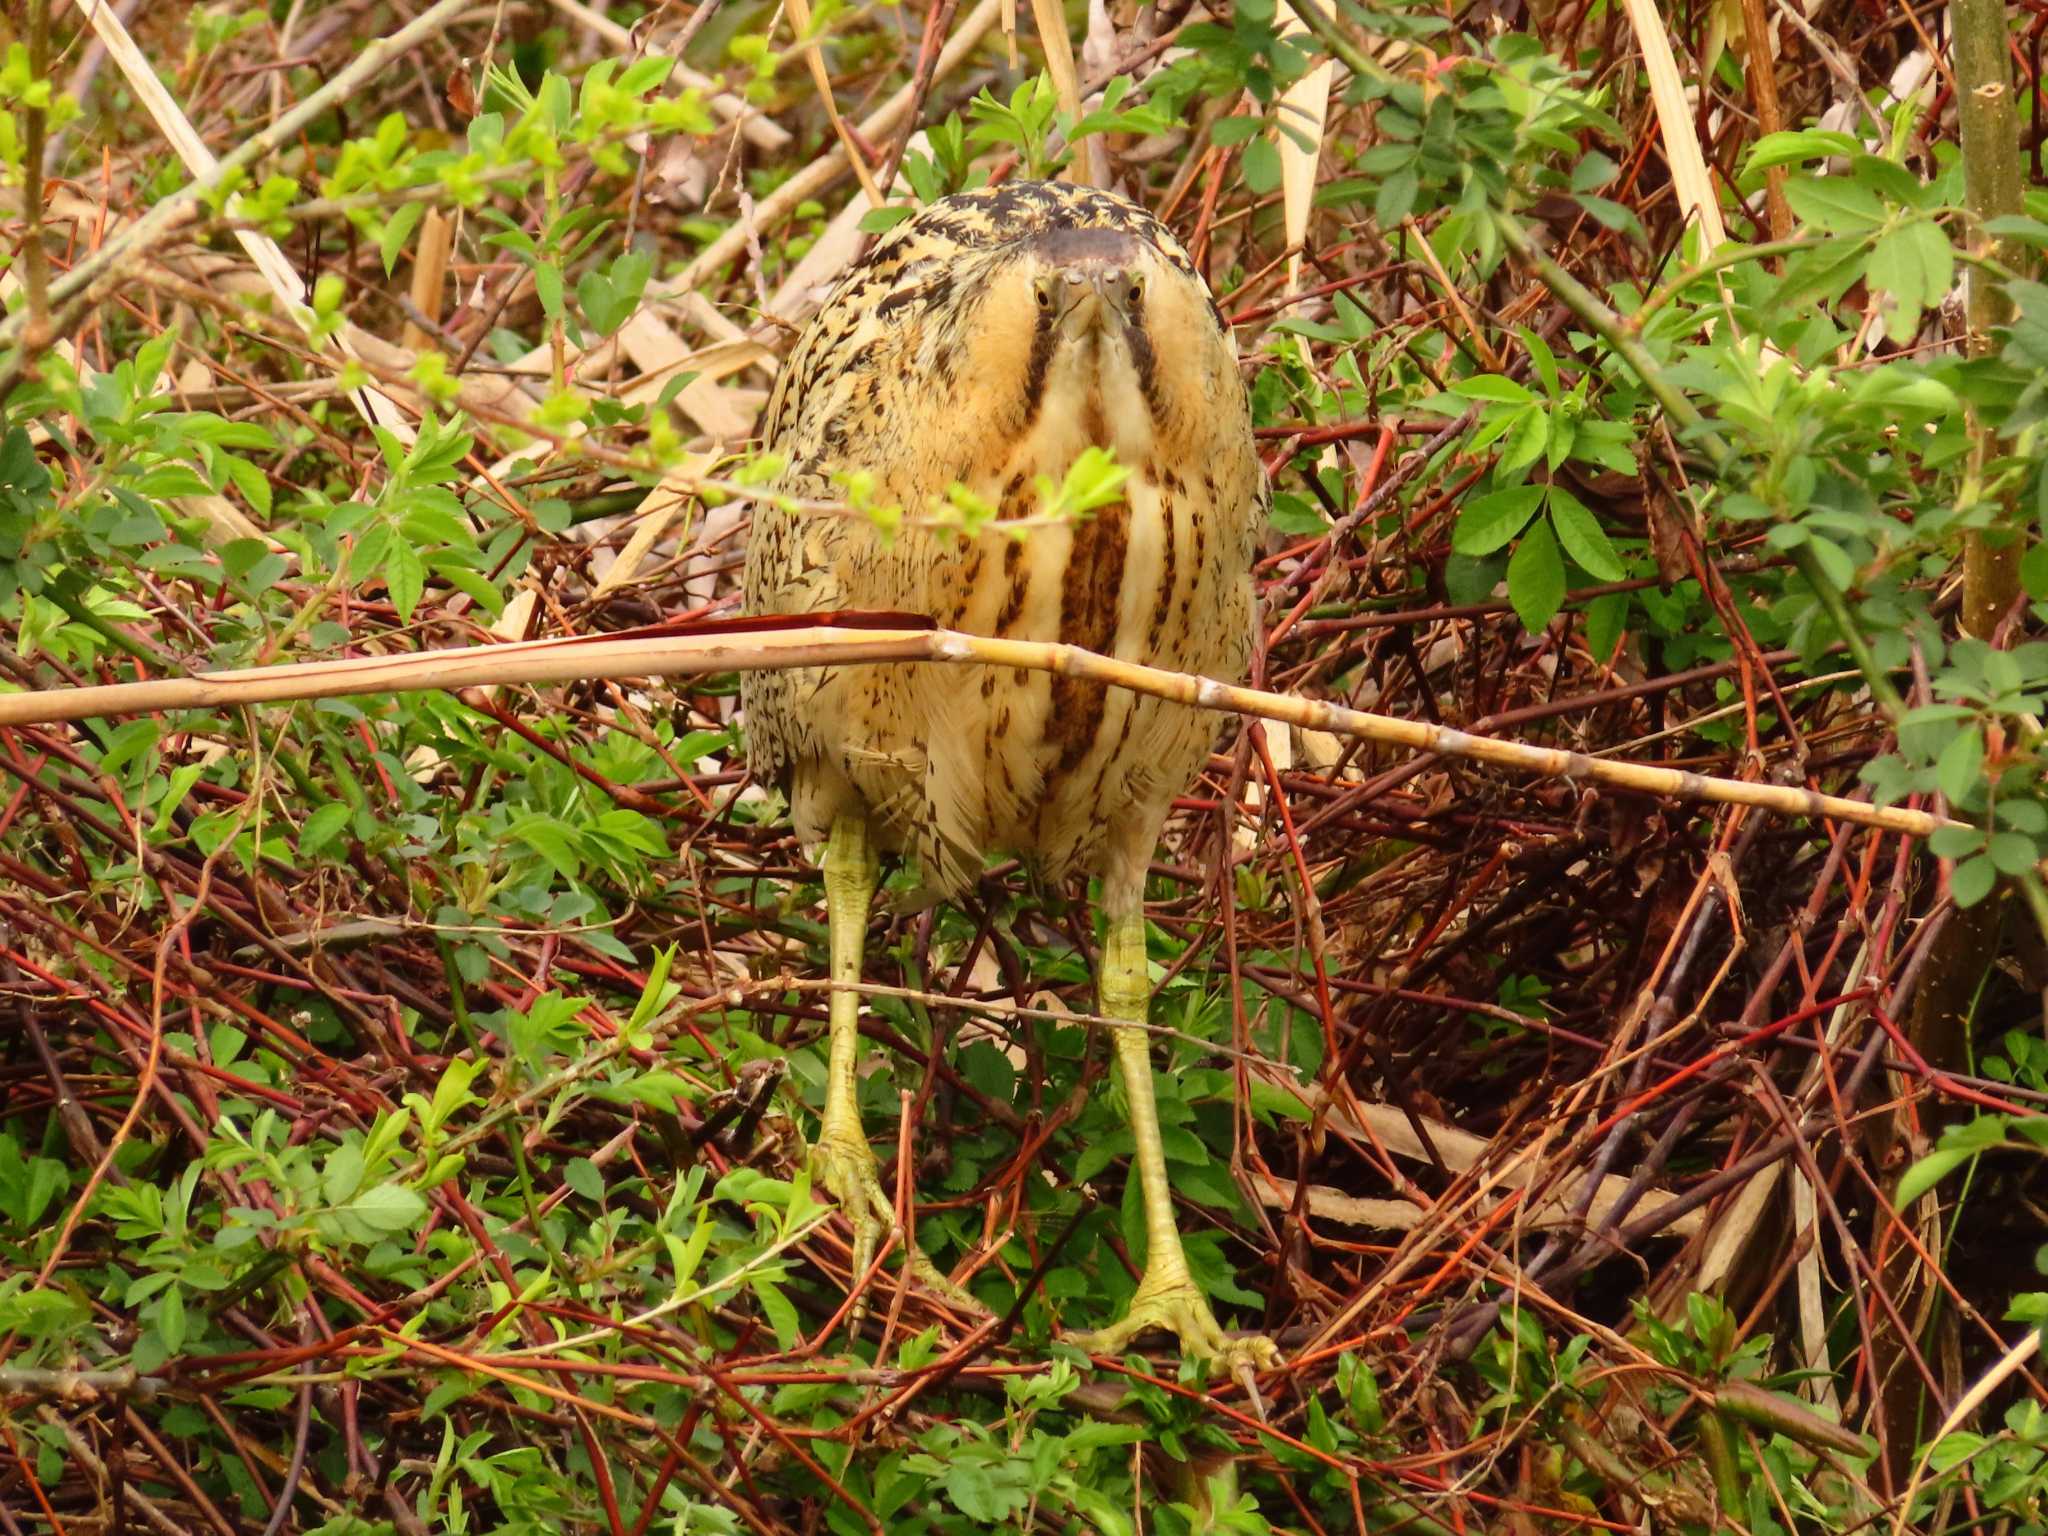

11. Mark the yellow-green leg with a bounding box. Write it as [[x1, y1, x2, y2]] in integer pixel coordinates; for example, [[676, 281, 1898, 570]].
[[811, 814, 979, 1309], [1068, 908, 1281, 1375]]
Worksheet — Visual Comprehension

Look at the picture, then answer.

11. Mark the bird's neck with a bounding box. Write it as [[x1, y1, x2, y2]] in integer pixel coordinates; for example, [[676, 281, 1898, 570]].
[[1032, 335, 1156, 475]]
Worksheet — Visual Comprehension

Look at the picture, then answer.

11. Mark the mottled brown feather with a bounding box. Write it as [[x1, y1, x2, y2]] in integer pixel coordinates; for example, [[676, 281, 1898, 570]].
[[743, 180, 1266, 895]]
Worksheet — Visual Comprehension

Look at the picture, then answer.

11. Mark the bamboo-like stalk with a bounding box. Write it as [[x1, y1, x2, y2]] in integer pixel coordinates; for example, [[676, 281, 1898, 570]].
[[0, 622, 1947, 837]]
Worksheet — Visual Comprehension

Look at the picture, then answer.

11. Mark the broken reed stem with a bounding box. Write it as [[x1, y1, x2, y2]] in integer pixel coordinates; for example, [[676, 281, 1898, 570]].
[[0, 623, 1948, 837]]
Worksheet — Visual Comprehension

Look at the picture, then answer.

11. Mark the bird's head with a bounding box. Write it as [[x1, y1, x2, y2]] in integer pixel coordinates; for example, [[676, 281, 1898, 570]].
[[953, 219, 1226, 452], [1019, 223, 1158, 341]]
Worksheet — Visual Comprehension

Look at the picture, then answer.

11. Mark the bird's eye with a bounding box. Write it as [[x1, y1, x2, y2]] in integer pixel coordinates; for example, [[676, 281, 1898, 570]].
[[1128, 281, 1144, 306], [1035, 285, 1053, 311]]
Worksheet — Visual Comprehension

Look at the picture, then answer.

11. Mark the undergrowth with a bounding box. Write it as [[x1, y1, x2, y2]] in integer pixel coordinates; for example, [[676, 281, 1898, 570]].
[[0, 0, 2045, 1531]]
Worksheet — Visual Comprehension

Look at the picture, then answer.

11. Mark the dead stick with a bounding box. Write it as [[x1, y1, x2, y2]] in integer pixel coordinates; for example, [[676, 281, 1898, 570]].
[[0, 623, 1946, 837]]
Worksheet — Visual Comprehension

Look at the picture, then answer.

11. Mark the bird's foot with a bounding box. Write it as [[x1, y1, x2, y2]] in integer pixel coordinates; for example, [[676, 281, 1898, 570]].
[[809, 1129, 986, 1316], [1070, 1270, 1281, 1379]]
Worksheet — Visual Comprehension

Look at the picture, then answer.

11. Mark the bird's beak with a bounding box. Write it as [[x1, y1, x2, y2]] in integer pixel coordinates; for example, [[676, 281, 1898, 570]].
[[1056, 267, 1137, 335]]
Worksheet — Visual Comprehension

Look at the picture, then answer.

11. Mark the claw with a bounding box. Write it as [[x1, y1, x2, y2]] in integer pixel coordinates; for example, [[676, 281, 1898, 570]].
[[1069, 1273, 1281, 1379], [809, 1128, 987, 1317]]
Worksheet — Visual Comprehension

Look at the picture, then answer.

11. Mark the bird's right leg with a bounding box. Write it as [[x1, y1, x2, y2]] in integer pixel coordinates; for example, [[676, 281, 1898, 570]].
[[812, 812, 980, 1312]]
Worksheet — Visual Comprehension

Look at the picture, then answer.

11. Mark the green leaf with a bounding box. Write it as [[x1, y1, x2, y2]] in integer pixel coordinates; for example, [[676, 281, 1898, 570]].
[[1951, 854, 1997, 908], [591, 1070, 691, 1109], [1848, 154, 1928, 208], [1998, 800, 2048, 835], [1375, 168, 1419, 227], [1781, 175, 1886, 234], [858, 204, 915, 234], [1451, 487, 1546, 557], [1451, 376, 1534, 404], [299, 802, 351, 858], [1498, 405, 1549, 473], [1935, 727, 1984, 803], [668, 1210, 714, 1292], [2019, 540, 2048, 601], [1573, 194, 1641, 236], [1546, 488, 1625, 580], [158, 1285, 186, 1354], [322, 1141, 365, 1205], [1517, 327, 1560, 396], [1896, 1146, 1975, 1207], [751, 1277, 801, 1349], [336, 1183, 426, 1235], [563, 1157, 605, 1201], [379, 202, 426, 277], [1506, 518, 1565, 632], [1745, 129, 1863, 172], [1802, 534, 1856, 591], [945, 1460, 1028, 1524], [1929, 823, 1984, 861], [385, 538, 426, 621], [533, 260, 565, 318], [1241, 137, 1281, 195], [1988, 831, 2038, 877], [1583, 590, 1628, 660], [1867, 218, 1952, 341]]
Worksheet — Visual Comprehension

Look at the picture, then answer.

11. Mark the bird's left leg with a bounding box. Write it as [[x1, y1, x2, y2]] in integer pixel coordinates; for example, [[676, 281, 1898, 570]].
[[812, 812, 981, 1312], [1067, 889, 1280, 1377]]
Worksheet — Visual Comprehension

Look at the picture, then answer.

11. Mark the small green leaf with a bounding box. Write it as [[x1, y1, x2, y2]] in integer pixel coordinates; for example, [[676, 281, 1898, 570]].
[[1517, 327, 1560, 396], [1451, 486, 1545, 556], [1997, 800, 2048, 835], [1241, 137, 1281, 195], [385, 538, 426, 621], [563, 1158, 605, 1201], [751, 1277, 801, 1348], [158, 1285, 186, 1354], [1583, 590, 1628, 660], [1547, 487, 1625, 580], [379, 202, 426, 277], [299, 802, 351, 858], [1745, 129, 1863, 172], [1951, 854, 1997, 908], [1988, 831, 2038, 876], [1498, 405, 1549, 473], [1929, 823, 1984, 861], [2019, 540, 2048, 600], [1935, 727, 1984, 804], [1896, 1146, 1974, 1207], [1451, 376, 1534, 404], [1802, 534, 1857, 591], [1375, 167, 1418, 226], [1506, 519, 1565, 632], [337, 1183, 427, 1235], [1781, 175, 1886, 234], [1867, 218, 1952, 341], [858, 204, 915, 233]]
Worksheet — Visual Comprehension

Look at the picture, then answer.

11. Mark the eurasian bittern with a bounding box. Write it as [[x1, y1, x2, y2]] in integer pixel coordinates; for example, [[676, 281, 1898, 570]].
[[743, 180, 1275, 1370]]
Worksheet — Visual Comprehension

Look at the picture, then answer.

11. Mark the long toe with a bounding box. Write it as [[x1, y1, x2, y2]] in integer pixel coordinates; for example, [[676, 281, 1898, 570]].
[[809, 1134, 891, 1303], [1070, 1278, 1280, 1374], [807, 1135, 989, 1317]]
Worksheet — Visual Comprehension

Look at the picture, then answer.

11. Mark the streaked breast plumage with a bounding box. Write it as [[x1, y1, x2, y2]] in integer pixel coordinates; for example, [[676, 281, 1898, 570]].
[[744, 180, 1265, 893]]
